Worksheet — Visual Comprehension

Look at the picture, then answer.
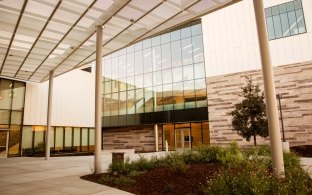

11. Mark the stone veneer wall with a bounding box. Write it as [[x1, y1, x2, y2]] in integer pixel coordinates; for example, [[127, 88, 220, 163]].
[[103, 125, 163, 152], [207, 61, 312, 147]]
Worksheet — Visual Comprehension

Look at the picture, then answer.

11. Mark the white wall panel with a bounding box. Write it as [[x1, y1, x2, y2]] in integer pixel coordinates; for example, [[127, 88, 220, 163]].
[[202, 0, 312, 77], [23, 69, 95, 127]]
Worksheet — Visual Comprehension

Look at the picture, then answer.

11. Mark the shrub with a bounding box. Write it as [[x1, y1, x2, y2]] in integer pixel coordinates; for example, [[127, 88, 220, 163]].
[[114, 176, 135, 187], [170, 158, 189, 174], [194, 144, 223, 163], [217, 142, 244, 167]]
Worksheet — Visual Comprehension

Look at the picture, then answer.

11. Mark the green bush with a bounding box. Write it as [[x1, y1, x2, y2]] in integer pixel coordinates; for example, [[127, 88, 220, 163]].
[[194, 144, 224, 163], [203, 151, 312, 194], [114, 176, 135, 187], [170, 158, 189, 174], [216, 142, 244, 167]]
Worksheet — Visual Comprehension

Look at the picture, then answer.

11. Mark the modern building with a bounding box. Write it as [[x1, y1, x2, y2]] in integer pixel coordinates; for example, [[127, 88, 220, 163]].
[[0, 0, 311, 158]]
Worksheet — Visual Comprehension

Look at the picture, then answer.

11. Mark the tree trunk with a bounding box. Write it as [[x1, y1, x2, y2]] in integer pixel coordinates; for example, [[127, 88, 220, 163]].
[[253, 133, 257, 146]]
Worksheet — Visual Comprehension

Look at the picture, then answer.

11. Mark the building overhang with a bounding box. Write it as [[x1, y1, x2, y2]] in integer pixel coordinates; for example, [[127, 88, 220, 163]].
[[0, 0, 241, 83]]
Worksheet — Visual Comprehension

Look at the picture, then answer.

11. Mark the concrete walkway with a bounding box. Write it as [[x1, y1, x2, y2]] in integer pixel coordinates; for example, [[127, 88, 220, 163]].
[[0, 153, 311, 195], [0, 155, 133, 195]]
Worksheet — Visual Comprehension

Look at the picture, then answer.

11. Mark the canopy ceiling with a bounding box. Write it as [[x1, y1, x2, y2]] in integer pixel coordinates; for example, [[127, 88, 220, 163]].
[[0, 0, 240, 82]]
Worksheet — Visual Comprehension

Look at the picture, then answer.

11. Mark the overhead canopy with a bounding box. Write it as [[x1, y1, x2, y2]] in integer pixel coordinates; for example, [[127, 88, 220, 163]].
[[0, 0, 240, 82]]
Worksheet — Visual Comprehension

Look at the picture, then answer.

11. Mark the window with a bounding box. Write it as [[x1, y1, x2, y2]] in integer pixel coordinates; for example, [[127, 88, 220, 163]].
[[265, 0, 306, 40]]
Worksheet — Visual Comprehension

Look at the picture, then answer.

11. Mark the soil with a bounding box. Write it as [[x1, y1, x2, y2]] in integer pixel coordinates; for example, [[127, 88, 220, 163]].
[[290, 145, 312, 157], [81, 163, 221, 195]]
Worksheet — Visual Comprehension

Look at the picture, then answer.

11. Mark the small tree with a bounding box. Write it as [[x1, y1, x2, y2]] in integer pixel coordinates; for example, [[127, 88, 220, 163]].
[[230, 76, 268, 146]]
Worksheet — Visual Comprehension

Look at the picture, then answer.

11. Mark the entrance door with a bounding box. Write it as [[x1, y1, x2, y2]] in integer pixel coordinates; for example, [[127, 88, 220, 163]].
[[175, 128, 191, 150], [0, 130, 9, 158]]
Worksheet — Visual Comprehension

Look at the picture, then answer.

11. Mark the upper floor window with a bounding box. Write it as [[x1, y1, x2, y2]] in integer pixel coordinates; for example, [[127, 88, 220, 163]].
[[265, 0, 306, 40]]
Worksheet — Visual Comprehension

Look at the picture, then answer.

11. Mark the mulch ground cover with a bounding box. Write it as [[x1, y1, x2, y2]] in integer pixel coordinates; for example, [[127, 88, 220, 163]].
[[81, 163, 221, 195]]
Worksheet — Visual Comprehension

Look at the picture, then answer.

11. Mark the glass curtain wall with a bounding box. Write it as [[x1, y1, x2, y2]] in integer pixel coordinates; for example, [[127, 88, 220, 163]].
[[102, 20, 207, 123], [0, 78, 25, 156], [21, 126, 95, 155]]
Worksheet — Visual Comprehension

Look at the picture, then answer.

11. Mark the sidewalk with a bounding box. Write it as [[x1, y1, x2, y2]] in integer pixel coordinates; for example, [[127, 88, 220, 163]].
[[0, 155, 133, 195], [301, 157, 312, 178]]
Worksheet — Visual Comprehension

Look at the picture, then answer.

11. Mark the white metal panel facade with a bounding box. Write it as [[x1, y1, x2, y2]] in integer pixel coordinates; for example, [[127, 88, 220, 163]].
[[23, 69, 95, 127]]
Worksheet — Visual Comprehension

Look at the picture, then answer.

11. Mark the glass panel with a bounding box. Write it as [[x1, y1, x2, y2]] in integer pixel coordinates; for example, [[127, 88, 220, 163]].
[[152, 36, 160, 46], [163, 84, 173, 111], [119, 91, 127, 115], [135, 89, 144, 113], [0, 79, 13, 110], [161, 33, 170, 44], [0, 131, 7, 156], [127, 76, 135, 90], [10, 111, 23, 125], [273, 15, 283, 38], [195, 79, 207, 107], [81, 128, 88, 152], [286, 1, 295, 11], [171, 40, 182, 67], [119, 55, 127, 78], [272, 5, 279, 15], [202, 122, 210, 145], [144, 88, 154, 113], [127, 45, 134, 53], [280, 13, 290, 37], [104, 57, 112, 80], [181, 38, 193, 65], [288, 11, 298, 35], [191, 123, 202, 147], [154, 85, 163, 111], [22, 126, 32, 149], [279, 4, 287, 13], [191, 23, 202, 36], [8, 125, 21, 155], [172, 67, 183, 83], [265, 7, 271, 17], [183, 65, 194, 80], [127, 53, 135, 77], [104, 94, 111, 116], [50, 127, 55, 148], [111, 93, 119, 115], [12, 81, 25, 110], [112, 80, 119, 93], [143, 48, 153, 73], [135, 74, 143, 88], [55, 127, 64, 150], [152, 46, 161, 71], [294, 0, 302, 9], [296, 9, 306, 33], [135, 41, 142, 51], [181, 26, 191, 39], [163, 124, 174, 150], [161, 43, 171, 70], [173, 82, 184, 110], [104, 81, 111, 94], [73, 128, 81, 152], [120, 79, 127, 91], [111, 57, 118, 79], [162, 69, 172, 84], [184, 80, 195, 109], [34, 126, 45, 147], [89, 128, 95, 151], [135, 50, 143, 75], [64, 127, 72, 147], [0, 110, 10, 125], [144, 73, 153, 87], [194, 63, 205, 79], [143, 38, 151, 49], [266, 17, 275, 40], [171, 29, 180, 41], [127, 90, 135, 114], [154, 71, 162, 86], [192, 35, 204, 63]]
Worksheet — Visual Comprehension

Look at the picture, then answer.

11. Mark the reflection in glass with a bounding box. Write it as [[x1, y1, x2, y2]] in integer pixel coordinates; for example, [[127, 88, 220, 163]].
[[119, 55, 127, 78], [0, 110, 10, 125], [144, 88, 154, 113], [34, 126, 45, 147], [136, 89, 144, 113], [173, 82, 184, 110], [161, 43, 171, 70], [163, 84, 173, 111], [127, 53, 135, 77], [184, 80, 195, 109], [181, 38, 193, 65], [154, 85, 163, 111], [104, 94, 111, 116], [127, 90, 135, 114], [73, 128, 81, 152], [144, 73, 153, 87], [192, 35, 204, 63], [152, 46, 161, 71], [111, 93, 119, 115], [0, 79, 13, 110], [172, 67, 183, 83], [10, 111, 23, 125], [8, 125, 21, 155], [81, 128, 88, 152], [89, 128, 95, 151], [181, 26, 191, 39], [22, 126, 32, 149], [143, 48, 153, 73], [171, 41, 182, 67], [183, 65, 194, 80], [162, 69, 172, 84], [135, 51, 143, 75], [12, 81, 25, 110], [194, 63, 205, 79], [195, 79, 207, 108], [112, 57, 118, 79], [119, 91, 127, 115], [104, 81, 111, 94], [55, 127, 64, 150], [104, 57, 111, 80], [65, 127, 72, 147]]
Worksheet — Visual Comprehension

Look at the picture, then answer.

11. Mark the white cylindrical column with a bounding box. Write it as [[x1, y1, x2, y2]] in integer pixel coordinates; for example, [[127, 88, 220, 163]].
[[154, 124, 159, 152], [45, 70, 54, 160], [94, 25, 103, 174], [253, 0, 285, 178]]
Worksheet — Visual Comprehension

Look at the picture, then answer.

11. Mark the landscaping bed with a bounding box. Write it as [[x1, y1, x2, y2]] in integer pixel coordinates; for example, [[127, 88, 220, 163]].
[[291, 145, 312, 157], [81, 144, 312, 195]]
